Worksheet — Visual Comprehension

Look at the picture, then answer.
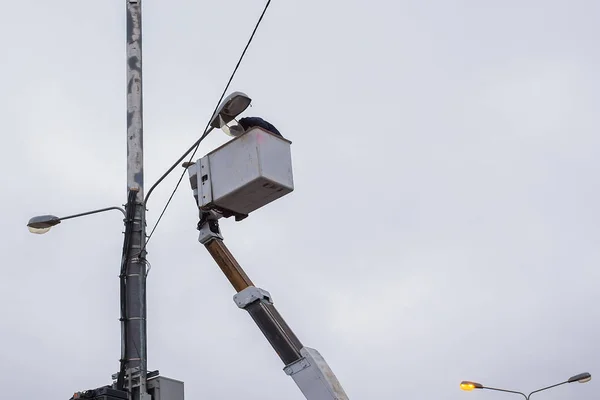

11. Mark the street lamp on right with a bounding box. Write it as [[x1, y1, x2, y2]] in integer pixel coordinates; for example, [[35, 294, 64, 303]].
[[460, 372, 591, 400]]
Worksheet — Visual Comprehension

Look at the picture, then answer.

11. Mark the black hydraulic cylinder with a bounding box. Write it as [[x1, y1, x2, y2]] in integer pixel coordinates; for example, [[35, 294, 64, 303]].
[[245, 300, 304, 365]]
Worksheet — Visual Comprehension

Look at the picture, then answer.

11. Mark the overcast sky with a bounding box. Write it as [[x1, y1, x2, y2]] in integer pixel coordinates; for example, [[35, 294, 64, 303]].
[[1, 1, 599, 399]]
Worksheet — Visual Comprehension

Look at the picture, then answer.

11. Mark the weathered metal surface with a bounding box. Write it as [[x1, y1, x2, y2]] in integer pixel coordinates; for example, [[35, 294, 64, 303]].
[[124, 1, 148, 398], [127, 0, 144, 197]]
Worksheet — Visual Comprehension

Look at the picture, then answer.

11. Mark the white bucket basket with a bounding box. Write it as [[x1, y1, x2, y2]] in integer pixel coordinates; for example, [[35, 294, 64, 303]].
[[189, 127, 294, 220]]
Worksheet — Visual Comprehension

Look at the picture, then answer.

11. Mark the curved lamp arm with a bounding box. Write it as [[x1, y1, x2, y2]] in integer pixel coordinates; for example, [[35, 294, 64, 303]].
[[528, 372, 592, 399], [526, 381, 567, 399], [483, 387, 527, 400], [60, 206, 126, 220], [143, 91, 252, 206]]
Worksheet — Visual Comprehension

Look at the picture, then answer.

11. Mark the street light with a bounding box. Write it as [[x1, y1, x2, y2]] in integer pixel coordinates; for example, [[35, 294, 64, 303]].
[[460, 382, 483, 391], [209, 91, 252, 129], [27, 206, 126, 234], [460, 372, 591, 400], [27, 215, 62, 234], [568, 372, 592, 383], [209, 91, 252, 137]]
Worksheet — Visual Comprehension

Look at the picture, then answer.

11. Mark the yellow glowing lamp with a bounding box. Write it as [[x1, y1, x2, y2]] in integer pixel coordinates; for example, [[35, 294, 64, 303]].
[[460, 381, 483, 391]]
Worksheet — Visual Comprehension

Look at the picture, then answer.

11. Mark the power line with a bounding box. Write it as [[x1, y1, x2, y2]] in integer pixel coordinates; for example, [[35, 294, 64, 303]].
[[143, 0, 273, 250]]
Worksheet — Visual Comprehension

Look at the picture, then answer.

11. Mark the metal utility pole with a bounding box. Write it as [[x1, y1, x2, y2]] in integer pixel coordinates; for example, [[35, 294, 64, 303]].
[[124, 0, 148, 398]]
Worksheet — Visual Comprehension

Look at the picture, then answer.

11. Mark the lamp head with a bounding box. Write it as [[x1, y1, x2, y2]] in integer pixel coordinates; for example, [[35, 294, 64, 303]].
[[568, 372, 591, 384], [27, 215, 61, 234], [210, 91, 252, 129], [221, 122, 246, 137], [460, 381, 483, 391]]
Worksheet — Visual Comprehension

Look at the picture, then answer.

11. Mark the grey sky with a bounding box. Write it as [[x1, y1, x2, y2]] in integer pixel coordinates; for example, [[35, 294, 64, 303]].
[[1, 0, 599, 399]]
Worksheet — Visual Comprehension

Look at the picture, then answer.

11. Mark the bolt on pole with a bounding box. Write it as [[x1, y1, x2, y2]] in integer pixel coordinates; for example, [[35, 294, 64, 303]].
[[125, 0, 148, 398]]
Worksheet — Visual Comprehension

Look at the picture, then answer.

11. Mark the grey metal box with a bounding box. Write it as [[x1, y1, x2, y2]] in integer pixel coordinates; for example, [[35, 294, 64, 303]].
[[196, 127, 294, 217], [147, 376, 184, 400]]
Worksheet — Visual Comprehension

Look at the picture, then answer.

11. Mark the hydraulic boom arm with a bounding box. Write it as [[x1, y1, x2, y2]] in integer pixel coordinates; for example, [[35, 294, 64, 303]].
[[197, 212, 349, 400]]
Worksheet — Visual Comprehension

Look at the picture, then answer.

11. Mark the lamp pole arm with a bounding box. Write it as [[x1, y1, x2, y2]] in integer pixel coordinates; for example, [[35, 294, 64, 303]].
[[59, 206, 127, 221], [144, 126, 215, 206], [483, 386, 527, 400], [527, 381, 568, 399]]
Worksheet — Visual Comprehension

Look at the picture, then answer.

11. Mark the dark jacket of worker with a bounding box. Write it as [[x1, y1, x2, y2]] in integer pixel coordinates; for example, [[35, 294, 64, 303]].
[[238, 117, 282, 137]]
